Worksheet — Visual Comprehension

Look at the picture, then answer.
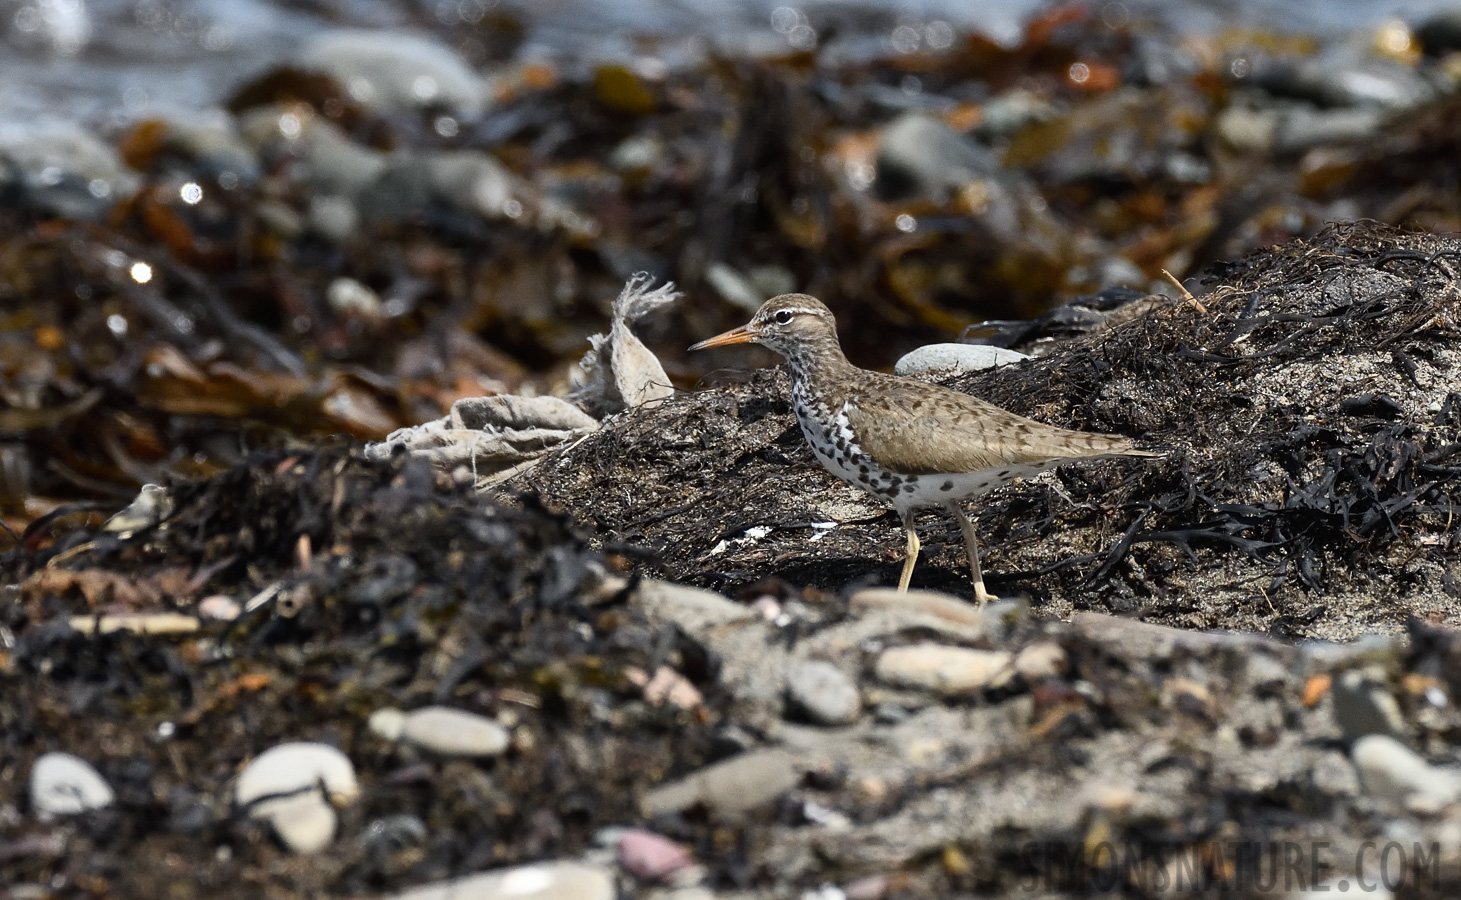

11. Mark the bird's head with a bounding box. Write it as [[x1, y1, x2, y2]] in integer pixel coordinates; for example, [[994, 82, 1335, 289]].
[[688, 293, 837, 358]]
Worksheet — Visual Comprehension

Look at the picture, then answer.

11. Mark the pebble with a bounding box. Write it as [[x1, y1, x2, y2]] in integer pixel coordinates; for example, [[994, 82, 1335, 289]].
[[235, 741, 358, 852], [384, 861, 614, 900], [849, 587, 987, 627], [197, 595, 242, 621], [155, 113, 260, 187], [236, 741, 358, 807], [633, 580, 754, 635], [423, 150, 517, 220], [626, 666, 704, 710], [302, 29, 488, 116], [876, 112, 1001, 199], [308, 194, 360, 242], [1288, 880, 1391, 900], [874, 644, 1013, 696], [30, 752, 114, 820], [1014, 642, 1068, 681], [327, 277, 383, 318], [0, 122, 140, 220], [1273, 106, 1387, 154], [1072, 612, 1282, 661], [369, 707, 511, 757], [1331, 668, 1407, 742], [893, 343, 1029, 377], [1350, 734, 1461, 813], [642, 748, 799, 818], [843, 874, 890, 900], [102, 483, 172, 535], [785, 660, 862, 726], [260, 790, 338, 854], [615, 828, 698, 882]]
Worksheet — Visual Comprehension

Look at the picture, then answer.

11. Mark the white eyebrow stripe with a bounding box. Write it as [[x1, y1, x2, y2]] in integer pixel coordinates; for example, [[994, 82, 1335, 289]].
[[768, 307, 820, 318]]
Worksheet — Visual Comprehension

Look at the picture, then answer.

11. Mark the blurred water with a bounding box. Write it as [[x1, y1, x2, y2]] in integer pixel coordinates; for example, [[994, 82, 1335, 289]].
[[0, 0, 1458, 130]]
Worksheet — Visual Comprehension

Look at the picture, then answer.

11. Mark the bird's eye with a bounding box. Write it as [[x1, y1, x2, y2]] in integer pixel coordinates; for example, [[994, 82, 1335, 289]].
[[773, 310, 794, 325]]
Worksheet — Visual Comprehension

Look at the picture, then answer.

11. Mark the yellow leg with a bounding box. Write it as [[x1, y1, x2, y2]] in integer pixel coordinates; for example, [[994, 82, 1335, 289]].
[[946, 502, 998, 607], [897, 511, 920, 593]]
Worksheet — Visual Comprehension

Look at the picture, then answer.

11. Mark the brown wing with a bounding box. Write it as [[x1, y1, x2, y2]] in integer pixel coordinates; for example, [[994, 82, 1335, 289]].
[[844, 376, 1142, 476]]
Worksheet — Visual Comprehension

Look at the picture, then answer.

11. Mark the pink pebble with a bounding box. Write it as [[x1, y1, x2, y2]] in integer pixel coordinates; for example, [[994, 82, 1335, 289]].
[[844, 874, 890, 900], [618, 828, 695, 881]]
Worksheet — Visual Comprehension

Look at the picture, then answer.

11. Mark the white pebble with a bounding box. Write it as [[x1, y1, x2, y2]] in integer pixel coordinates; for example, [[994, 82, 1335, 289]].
[[384, 861, 614, 900], [369, 706, 510, 757], [197, 595, 242, 620], [30, 752, 114, 820], [235, 742, 357, 854], [235, 741, 358, 808], [874, 644, 1013, 695], [1351, 734, 1461, 812], [261, 790, 338, 854]]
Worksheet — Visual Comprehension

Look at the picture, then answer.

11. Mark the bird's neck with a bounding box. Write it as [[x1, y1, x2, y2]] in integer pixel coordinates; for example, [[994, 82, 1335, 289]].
[[781, 334, 855, 392]]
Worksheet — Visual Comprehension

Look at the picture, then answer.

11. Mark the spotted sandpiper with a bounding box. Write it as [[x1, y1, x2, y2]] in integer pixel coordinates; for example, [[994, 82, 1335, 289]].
[[690, 293, 1154, 605]]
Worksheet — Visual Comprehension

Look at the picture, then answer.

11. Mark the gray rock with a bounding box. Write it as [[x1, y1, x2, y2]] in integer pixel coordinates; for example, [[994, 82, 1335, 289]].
[[255, 200, 305, 238], [299, 123, 391, 199], [383, 861, 614, 900], [303, 29, 488, 117], [308, 195, 359, 243], [1259, 45, 1437, 110], [873, 644, 1013, 696], [370, 706, 511, 757], [30, 752, 114, 820], [1331, 667, 1407, 742], [893, 343, 1029, 377], [642, 749, 799, 818], [423, 150, 517, 220], [0, 123, 139, 220], [1273, 106, 1387, 155], [785, 660, 861, 726], [877, 113, 1001, 200], [1351, 734, 1461, 812], [633, 580, 754, 635], [156, 113, 260, 186], [1072, 612, 1287, 661], [1215, 104, 1281, 153]]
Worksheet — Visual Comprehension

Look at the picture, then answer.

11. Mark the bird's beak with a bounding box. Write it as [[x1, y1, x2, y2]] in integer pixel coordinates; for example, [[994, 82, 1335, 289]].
[[688, 323, 756, 351]]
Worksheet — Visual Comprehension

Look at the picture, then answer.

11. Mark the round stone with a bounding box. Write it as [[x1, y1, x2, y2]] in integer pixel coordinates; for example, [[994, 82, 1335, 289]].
[[785, 660, 862, 726], [30, 752, 114, 820]]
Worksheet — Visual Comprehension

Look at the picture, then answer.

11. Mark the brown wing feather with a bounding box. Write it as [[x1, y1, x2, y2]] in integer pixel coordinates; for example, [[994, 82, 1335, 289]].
[[844, 375, 1143, 476]]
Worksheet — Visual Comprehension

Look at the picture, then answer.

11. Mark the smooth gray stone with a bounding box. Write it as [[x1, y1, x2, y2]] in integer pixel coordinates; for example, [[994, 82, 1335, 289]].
[[894, 343, 1029, 376]]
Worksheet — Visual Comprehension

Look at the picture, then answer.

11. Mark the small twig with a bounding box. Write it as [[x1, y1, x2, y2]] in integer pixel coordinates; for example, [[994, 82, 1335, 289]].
[[1162, 269, 1208, 314]]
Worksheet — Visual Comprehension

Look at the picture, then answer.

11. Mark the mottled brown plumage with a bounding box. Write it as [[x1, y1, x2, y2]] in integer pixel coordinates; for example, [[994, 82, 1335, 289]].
[[690, 293, 1154, 604]]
